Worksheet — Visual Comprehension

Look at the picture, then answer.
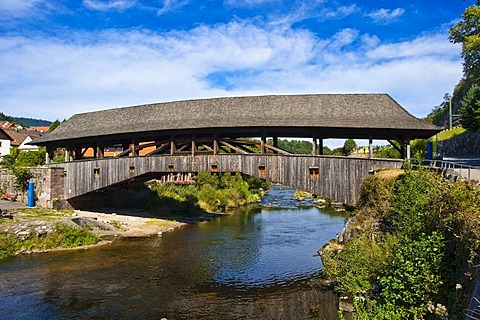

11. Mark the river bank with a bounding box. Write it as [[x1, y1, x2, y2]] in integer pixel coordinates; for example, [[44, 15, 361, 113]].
[[0, 201, 225, 258], [320, 169, 480, 318]]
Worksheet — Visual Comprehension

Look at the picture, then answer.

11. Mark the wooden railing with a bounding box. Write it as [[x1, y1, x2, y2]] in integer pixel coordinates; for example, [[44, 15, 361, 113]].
[[62, 154, 403, 206]]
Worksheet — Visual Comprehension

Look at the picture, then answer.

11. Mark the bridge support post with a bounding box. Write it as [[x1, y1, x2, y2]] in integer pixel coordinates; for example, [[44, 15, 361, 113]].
[[130, 139, 138, 157], [213, 134, 218, 155], [261, 131, 266, 154], [96, 142, 104, 159], [74, 147, 82, 160], [312, 135, 318, 156], [406, 136, 411, 159], [319, 138, 323, 155], [170, 136, 175, 155], [191, 137, 196, 156], [45, 146, 54, 164], [369, 136, 373, 159]]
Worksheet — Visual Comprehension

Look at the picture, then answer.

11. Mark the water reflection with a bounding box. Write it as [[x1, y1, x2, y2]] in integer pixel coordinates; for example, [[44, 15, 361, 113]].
[[0, 186, 347, 319]]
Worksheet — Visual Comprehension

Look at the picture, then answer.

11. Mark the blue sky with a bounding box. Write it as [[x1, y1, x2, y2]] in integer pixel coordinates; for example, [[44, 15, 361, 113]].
[[0, 0, 475, 125]]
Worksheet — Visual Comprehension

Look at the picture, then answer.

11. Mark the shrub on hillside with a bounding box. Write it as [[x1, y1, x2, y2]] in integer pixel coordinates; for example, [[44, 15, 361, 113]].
[[323, 169, 480, 319]]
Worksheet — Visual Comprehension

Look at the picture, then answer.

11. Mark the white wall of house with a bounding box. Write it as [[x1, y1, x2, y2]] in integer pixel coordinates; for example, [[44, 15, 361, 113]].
[[0, 139, 11, 157], [19, 136, 39, 151]]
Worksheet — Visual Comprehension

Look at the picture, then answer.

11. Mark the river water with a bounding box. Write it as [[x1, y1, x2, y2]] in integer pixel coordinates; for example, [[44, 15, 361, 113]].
[[0, 186, 347, 319]]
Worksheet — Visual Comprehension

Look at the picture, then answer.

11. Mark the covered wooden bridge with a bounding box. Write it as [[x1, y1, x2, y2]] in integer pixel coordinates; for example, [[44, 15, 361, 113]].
[[32, 94, 440, 207]]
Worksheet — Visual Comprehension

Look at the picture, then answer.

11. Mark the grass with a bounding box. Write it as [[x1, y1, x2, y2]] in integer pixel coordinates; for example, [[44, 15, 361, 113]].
[[8, 208, 74, 222], [109, 220, 124, 230], [375, 169, 405, 180], [145, 219, 176, 227], [0, 222, 99, 260], [435, 127, 467, 141]]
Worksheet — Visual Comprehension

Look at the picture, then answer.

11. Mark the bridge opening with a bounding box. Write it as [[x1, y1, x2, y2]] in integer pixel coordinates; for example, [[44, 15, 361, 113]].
[[309, 167, 319, 179], [258, 165, 266, 177]]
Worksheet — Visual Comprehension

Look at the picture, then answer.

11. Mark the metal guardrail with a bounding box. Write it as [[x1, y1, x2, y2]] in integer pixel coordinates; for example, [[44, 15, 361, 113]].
[[411, 159, 480, 181]]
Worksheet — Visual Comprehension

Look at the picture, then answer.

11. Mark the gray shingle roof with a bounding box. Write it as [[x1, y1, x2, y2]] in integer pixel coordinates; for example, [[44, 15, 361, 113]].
[[33, 94, 439, 145]]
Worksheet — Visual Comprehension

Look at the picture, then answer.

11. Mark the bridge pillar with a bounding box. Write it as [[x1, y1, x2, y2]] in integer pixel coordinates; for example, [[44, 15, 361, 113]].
[[96, 142, 104, 159], [369, 136, 373, 159], [130, 139, 138, 157], [74, 147, 82, 160], [273, 136, 278, 154], [319, 138, 323, 155], [170, 136, 175, 155], [213, 134, 218, 155], [191, 138, 196, 156], [406, 136, 411, 159], [312, 135, 318, 156], [45, 146, 54, 164], [64, 147, 73, 162], [261, 131, 266, 154]]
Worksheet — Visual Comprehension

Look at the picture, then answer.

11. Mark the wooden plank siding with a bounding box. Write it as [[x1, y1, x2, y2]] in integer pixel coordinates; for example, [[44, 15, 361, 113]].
[[63, 155, 403, 206]]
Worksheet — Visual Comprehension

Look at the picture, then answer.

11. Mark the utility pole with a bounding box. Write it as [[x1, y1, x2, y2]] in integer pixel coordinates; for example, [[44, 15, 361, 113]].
[[449, 97, 453, 130]]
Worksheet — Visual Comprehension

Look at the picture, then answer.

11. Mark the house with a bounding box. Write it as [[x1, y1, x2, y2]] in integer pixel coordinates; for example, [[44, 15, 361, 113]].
[[28, 126, 50, 133], [0, 128, 43, 156], [0, 128, 14, 157]]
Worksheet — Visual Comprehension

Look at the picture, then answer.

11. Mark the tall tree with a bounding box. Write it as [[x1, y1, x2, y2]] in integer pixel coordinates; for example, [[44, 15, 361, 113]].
[[460, 84, 480, 130], [343, 139, 357, 156], [450, 4, 480, 82], [48, 119, 61, 132]]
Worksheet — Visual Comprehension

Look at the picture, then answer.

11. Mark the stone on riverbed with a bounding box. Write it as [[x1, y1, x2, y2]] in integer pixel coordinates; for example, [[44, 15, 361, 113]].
[[0, 217, 116, 240]]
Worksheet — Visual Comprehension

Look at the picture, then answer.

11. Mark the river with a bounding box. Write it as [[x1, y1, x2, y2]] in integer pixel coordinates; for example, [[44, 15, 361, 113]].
[[0, 186, 348, 319]]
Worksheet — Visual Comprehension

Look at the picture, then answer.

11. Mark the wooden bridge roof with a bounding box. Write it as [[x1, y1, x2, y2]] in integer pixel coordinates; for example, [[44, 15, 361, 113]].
[[33, 94, 440, 146]]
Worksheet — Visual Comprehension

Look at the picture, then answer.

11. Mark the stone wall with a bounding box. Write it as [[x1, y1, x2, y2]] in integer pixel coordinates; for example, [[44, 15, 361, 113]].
[[437, 131, 480, 157], [0, 169, 16, 197], [0, 166, 66, 209], [31, 167, 66, 209]]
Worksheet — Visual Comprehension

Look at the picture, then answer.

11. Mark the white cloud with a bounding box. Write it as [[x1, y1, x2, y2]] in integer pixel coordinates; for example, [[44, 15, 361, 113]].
[[367, 34, 457, 60], [157, 0, 189, 15], [0, 20, 462, 122], [224, 0, 278, 8], [367, 7, 405, 24], [323, 4, 358, 20], [268, 2, 358, 28], [83, 0, 137, 11], [0, 0, 45, 18]]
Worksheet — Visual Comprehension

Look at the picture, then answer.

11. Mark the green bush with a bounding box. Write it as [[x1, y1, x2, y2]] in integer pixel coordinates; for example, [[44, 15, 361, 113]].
[[146, 172, 268, 214], [51, 223, 99, 248], [324, 169, 480, 319], [357, 173, 397, 217], [323, 234, 396, 295], [378, 232, 445, 316]]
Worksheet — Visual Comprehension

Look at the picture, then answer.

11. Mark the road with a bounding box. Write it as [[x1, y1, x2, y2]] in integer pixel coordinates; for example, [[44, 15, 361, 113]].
[[0, 199, 27, 210], [441, 157, 480, 181]]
